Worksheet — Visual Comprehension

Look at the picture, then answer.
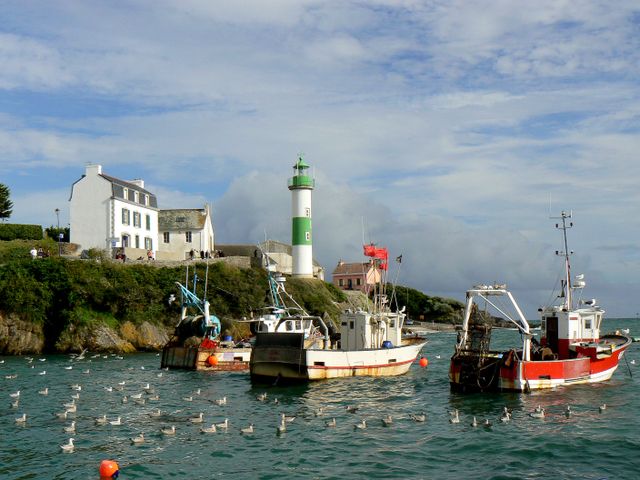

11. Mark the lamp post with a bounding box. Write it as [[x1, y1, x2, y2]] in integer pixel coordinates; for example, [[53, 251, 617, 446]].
[[55, 208, 61, 256]]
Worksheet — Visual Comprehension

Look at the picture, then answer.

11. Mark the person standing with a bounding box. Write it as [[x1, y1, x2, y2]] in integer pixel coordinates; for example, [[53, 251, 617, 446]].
[[30, 246, 37, 259]]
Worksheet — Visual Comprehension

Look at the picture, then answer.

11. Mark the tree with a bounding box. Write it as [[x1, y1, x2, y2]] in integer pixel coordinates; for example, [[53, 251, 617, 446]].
[[0, 184, 13, 221]]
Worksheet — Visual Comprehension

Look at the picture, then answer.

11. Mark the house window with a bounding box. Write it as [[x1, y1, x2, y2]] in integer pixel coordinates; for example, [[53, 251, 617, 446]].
[[122, 208, 130, 225], [356, 278, 361, 286], [186, 231, 192, 243], [123, 188, 128, 200], [121, 235, 129, 247], [145, 214, 151, 230], [163, 232, 170, 243], [135, 235, 140, 248], [134, 191, 139, 203], [133, 212, 141, 227], [305, 232, 311, 241], [140, 194, 146, 206], [339, 279, 343, 286], [305, 207, 311, 217], [144, 237, 152, 250]]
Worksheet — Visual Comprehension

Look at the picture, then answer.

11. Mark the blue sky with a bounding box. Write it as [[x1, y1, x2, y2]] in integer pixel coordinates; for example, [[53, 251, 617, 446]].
[[1, 1, 639, 317]]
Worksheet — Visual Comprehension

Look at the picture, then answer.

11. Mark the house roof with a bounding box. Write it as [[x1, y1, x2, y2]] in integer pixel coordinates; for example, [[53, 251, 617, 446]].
[[158, 209, 208, 231], [99, 173, 158, 208], [100, 174, 155, 196], [332, 262, 372, 276]]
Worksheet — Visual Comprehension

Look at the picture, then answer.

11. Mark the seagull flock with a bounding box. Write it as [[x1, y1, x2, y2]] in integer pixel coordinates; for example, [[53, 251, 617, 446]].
[[0, 350, 627, 458]]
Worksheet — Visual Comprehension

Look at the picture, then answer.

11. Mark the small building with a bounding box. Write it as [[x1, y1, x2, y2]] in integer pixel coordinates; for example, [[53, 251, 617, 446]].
[[332, 260, 380, 292], [157, 205, 215, 261], [69, 164, 159, 257]]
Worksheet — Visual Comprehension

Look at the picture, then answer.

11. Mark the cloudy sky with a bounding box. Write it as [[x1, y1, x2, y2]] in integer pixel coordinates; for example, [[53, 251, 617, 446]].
[[1, 1, 639, 318]]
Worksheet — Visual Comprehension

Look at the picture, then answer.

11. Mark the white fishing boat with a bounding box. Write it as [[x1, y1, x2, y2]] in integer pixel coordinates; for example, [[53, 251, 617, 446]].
[[449, 211, 633, 392], [250, 244, 427, 383]]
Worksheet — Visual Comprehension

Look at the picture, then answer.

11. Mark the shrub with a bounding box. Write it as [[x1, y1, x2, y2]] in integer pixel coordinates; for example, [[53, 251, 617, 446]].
[[0, 224, 43, 241]]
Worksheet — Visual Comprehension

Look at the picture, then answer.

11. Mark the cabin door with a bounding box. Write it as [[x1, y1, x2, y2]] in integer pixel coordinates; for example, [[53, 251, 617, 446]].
[[546, 316, 559, 352]]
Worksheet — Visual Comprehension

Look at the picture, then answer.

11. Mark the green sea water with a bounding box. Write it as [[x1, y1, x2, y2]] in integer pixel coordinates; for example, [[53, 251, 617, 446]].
[[1, 319, 639, 479]]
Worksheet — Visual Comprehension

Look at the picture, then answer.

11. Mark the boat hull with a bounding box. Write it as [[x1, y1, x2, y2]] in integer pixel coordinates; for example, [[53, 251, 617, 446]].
[[449, 334, 632, 393], [161, 345, 251, 371], [250, 333, 426, 383]]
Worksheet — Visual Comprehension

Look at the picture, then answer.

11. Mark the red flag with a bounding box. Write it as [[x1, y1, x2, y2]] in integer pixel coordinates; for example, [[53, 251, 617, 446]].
[[379, 261, 388, 270]]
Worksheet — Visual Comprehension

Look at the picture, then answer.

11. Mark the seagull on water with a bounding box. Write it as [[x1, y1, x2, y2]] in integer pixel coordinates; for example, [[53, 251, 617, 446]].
[[130, 433, 145, 444], [15, 413, 27, 424], [382, 415, 393, 426], [354, 419, 367, 430], [256, 392, 268, 402], [95, 414, 108, 425], [109, 417, 122, 426], [240, 423, 254, 434], [282, 413, 296, 423], [201, 424, 217, 434], [60, 438, 74, 453], [11, 399, 19, 409], [345, 405, 359, 414], [215, 418, 229, 430], [39, 370, 47, 375], [190, 413, 204, 424], [150, 409, 162, 418], [411, 413, 427, 422], [565, 405, 572, 418], [314, 407, 324, 417], [529, 406, 545, 419], [38, 387, 48, 395], [599, 404, 607, 413], [450, 409, 460, 424], [9, 390, 20, 398], [56, 410, 70, 420], [276, 418, 286, 435], [63, 421, 76, 433], [325, 418, 337, 428], [215, 396, 227, 406], [161, 425, 176, 435]]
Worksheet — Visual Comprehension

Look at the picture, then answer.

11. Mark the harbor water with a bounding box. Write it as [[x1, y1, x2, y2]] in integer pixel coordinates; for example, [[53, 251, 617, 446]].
[[1, 319, 639, 479]]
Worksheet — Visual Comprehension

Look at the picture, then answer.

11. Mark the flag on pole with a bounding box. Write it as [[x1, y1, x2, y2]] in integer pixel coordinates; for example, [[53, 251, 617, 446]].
[[396, 254, 402, 263]]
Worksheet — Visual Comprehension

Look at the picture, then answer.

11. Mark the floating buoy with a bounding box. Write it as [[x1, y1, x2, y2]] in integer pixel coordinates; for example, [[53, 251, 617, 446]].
[[419, 357, 428, 368], [99, 459, 119, 479], [207, 355, 218, 367]]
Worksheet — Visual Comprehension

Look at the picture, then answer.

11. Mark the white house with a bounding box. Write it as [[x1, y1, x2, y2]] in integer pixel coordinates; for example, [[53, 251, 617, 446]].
[[69, 164, 159, 257], [157, 205, 214, 261]]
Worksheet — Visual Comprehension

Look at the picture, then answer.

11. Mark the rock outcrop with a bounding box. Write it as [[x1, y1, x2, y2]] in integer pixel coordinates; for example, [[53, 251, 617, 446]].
[[119, 321, 170, 350], [0, 313, 45, 354]]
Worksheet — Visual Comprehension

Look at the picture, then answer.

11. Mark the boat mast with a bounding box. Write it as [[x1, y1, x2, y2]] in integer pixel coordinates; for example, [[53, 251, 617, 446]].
[[553, 211, 574, 310]]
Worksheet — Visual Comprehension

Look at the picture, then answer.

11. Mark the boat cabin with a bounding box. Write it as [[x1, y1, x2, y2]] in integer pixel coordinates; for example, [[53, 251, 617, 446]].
[[339, 310, 404, 350], [540, 304, 603, 359]]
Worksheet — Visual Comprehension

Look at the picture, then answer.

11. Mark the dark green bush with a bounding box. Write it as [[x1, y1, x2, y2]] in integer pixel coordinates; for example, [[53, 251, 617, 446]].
[[0, 224, 43, 241]]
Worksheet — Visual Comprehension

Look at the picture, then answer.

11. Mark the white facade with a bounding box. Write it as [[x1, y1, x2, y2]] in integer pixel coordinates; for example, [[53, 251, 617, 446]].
[[157, 206, 215, 261], [70, 164, 159, 254]]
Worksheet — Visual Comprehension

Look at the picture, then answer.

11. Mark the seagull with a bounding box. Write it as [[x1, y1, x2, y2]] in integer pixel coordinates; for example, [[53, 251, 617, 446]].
[[182, 396, 193, 402], [130, 433, 145, 444], [529, 407, 545, 419], [354, 419, 367, 430], [131, 392, 143, 399], [64, 366, 73, 370], [11, 399, 19, 408], [15, 413, 27, 424], [109, 417, 122, 426], [599, 404, 607, 413], [39, 370, 47, 375], [411, 413, 427, 423], [71, 393, 80, 400], [240, 423, 254, 434], [39, 358, 46, 362], [104, 386, 113, 392], [382, 415, 393, 426], [150, 409, 162, 418], [471, 416, 478, 427], [450, 409, 460, 424], [60, 438, 74, 453], [56, 410, 70, 420], [143, 383, 151, 391], [161, 425, 176, 435], [325, 418, 337, 428], [215, 397, 227, 406], [71, 384, 81, 391], [435, 355, 441, 359], [500, 409, 511, 423], [95, 415, 108, 425], [9, 390, 20, 398], [201, 424, 217, 434], [345, 405, 359, 414], [256, 392, 268, 402], [63, 400, 76, 409], [190, 413, 204, 424], [63, 421, 76, 433], [215, 418, 229, 430], [631, 360, 636, 365], [193, 388, 201, 395], [83, 369, 90, 374], [276, 418, 286, 435], [282, 413, 296, 423], [38, 387, 49, 395], [118, 381, 126, 386], [483, 419, 492, 428], [148, 394, 160, 401], [565, 405, 572, 418], [122, 396, 128, 404], [314, 407, 324, 417]]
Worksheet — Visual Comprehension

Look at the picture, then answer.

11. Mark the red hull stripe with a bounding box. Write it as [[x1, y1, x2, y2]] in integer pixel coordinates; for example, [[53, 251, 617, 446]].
[[308, 357, 417, 370]]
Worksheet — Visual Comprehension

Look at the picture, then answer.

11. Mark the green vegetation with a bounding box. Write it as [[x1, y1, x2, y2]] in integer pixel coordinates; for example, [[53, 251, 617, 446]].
[[0, 223, 43, 241], [0, 240, 347, 351], [391, 284, 465, 324], [0, 183, 12, 221]]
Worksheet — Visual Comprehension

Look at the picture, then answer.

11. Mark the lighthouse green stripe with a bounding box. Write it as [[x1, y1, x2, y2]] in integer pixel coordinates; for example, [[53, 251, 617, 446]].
[[292, 217, 312, 245]]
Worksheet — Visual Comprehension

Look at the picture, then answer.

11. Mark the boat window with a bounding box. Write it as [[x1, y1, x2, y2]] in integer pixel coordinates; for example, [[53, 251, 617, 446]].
[[585, 318, 592, 329], [390, 320, 395, 328], [296, 320, 302, 330], [286, 321, 293, 331], [350, 321, 354, 329]]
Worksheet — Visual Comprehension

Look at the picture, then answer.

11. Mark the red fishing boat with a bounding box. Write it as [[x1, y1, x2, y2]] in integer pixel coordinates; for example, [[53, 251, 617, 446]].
[[449, 211, 633, 392]]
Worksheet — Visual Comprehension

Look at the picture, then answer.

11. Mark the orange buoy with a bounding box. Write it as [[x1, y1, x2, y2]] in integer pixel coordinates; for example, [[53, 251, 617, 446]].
[[419, 357, 428, 368], [99, 459, 119, 478], [207, 355, 218, 366]]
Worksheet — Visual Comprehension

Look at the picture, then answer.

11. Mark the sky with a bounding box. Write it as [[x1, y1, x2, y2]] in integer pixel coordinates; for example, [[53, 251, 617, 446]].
[[1, 0, 639, 318]]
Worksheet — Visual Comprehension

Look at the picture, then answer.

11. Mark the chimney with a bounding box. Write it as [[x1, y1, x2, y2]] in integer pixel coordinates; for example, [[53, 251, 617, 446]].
[[86, 164, 102, 176], [129, 179, 145, 189]]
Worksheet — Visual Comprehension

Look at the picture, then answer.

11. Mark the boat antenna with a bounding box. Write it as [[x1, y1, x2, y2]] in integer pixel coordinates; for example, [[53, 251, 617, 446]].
[[204, 261, 209, 299], [551, 210, 574, 310]]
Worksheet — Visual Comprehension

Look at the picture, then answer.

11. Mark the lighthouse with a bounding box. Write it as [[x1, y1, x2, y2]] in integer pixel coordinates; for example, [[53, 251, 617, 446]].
[[288, 156, 315, 278]]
